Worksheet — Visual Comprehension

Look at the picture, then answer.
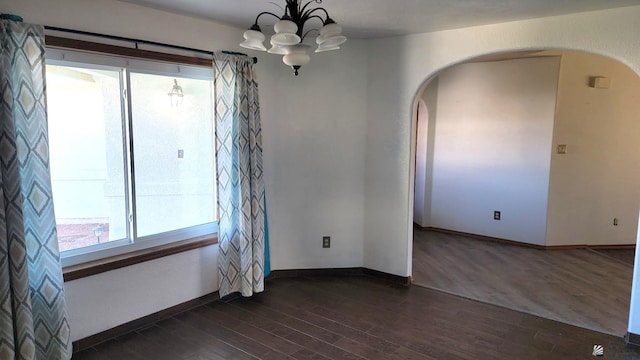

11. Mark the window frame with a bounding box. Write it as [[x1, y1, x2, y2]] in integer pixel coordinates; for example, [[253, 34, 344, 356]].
[[45, 36, 219, 272]]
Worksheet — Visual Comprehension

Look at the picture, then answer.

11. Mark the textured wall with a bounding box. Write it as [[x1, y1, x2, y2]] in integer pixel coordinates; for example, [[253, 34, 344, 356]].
[[413, 99, 428, 225], [6, 0, 640, 339], [427, 57, 560, 245], [3, 0, 368, 341], [363, 5, 640, 334], [546, 51, 640, 246], [364, 6, 640, 276]]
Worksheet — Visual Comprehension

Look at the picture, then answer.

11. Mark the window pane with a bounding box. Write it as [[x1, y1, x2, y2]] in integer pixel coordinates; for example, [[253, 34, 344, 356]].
[[46, 65, 128, 252], [129, 73, 215, 237]]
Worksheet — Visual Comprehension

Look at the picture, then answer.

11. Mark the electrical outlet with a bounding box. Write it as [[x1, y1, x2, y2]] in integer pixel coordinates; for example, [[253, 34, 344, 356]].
[[322, 236, 331, 248], [178, 149, 184, 158], [614, 218, 619, 226], [494, 211, 501, 221]]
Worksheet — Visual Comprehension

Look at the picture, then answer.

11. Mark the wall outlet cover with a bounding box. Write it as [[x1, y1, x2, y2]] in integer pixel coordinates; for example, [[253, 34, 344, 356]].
[[322, 236, 331, 248]]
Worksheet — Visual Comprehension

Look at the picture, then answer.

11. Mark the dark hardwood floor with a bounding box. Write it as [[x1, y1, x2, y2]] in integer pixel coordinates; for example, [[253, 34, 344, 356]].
[[73, 275, 640, 359]]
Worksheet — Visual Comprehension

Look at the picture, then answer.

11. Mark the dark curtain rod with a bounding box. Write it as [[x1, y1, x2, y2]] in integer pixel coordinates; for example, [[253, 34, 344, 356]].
[[44, 26, 257, 64]]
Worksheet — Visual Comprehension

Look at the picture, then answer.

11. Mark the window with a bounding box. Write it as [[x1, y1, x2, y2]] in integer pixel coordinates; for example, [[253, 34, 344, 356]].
[[45, 48, 217, 267]]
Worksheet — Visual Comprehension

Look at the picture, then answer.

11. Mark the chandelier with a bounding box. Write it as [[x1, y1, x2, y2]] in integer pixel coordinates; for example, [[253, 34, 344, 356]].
[[168, 79, 184, 107], [239, 0, 347, 76]]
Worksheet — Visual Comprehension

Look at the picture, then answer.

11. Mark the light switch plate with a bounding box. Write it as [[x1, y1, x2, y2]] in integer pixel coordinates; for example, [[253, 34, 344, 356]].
[[557, 144, 567, 154]]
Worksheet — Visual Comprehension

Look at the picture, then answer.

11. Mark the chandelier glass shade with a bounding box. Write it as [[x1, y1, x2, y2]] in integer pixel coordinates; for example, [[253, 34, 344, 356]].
[[239, 0, 347, 76]]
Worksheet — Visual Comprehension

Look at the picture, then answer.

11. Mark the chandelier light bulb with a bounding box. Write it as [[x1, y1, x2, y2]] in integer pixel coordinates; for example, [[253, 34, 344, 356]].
[[315, 43, 340, 53], [283, 44, 311, 76], [240, 29, 267, 51], [283, 44, 311, 66], [272, 19, 301, 46], [268, 38, 289, 54], [283, 53, 310, 66], [320, 23, 342, 38], [319, 34, 347, 48], [274, 19, 298, 35]]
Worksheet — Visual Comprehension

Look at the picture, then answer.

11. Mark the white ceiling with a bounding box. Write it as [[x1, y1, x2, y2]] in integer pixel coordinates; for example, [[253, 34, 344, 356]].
[[120, 0, 640, 38]]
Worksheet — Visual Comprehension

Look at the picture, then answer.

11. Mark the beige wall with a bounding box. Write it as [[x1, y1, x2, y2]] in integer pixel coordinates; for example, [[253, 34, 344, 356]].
[[546, 51, 640, 246]]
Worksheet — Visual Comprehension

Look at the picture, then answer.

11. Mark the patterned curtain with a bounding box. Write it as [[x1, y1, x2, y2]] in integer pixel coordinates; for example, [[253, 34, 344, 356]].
[[214, 52, 269, 298], [0, 16, 72, 360]]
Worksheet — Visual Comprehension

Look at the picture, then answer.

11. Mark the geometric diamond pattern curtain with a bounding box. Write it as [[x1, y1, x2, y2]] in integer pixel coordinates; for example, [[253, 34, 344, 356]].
[[0, 16, 72, 360], [214, 52, 269, 298]]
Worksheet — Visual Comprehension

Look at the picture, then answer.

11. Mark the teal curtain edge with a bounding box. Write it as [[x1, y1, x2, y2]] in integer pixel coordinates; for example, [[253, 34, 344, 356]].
[[263, 196, 271, 277], [0, 14, 24, 22]]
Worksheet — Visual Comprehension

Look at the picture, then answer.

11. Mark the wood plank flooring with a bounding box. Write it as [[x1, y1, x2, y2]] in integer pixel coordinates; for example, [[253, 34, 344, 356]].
[[412, 229, 633, 336], [593, 248, 636, 266], [73, 275, 640, 360]]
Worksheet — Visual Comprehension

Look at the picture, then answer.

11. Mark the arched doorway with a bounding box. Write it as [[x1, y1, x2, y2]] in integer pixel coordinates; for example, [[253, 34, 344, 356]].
[[358, 5, 640, 346], [410, 50, 640, 335]]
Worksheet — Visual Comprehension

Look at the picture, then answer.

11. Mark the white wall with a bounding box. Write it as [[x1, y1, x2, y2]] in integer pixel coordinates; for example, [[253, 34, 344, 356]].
[[414, 79, 439, 227], [64, 246, 218, 340], [7, 0, 640, 340], [413, 99, 428, 225], [3, 0, 368, 341], [416, 52, 640, 247], [426, 57, 559, 245], [259, 42, 368, 270], [364, 6, 640, 277], [363, 5, 640, 333], [546, 51, 640, 246], [420, 79, 439, 228], [631, 212, 640, 335]]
